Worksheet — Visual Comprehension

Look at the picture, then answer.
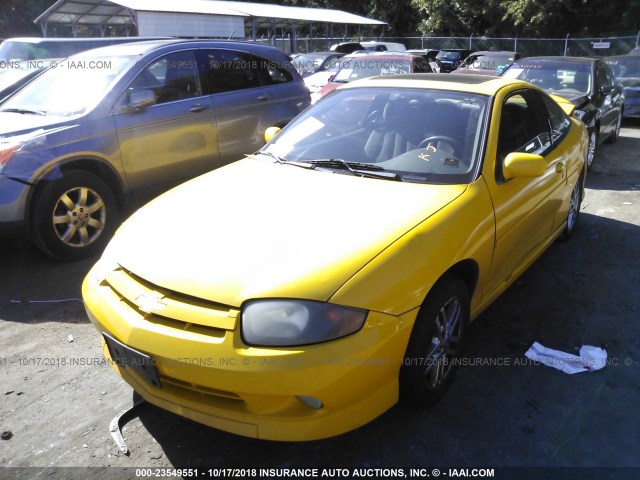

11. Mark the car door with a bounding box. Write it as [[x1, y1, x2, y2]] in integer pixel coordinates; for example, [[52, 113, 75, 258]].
[[483, 88, 568, 298], [199, 49, 279, 164], [595, 62, 619, 137], [113, 49, 218, 194]]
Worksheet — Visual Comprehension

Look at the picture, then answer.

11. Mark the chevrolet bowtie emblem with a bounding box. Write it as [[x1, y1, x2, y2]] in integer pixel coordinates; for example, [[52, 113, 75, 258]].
[[135, 292, 167, 313]]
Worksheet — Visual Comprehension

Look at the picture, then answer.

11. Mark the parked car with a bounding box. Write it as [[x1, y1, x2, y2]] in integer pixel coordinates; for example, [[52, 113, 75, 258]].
[[290, 51, 344, 77], [361, 41, 407, 52], [0, 36, 169, 62], [312, 53, 431, 103], [84, 74, 588, 442], [435, 48, 472, 72], [407, 49, 442, 72], [502, 56, 624, 169], [0, 39, 309, 260], [605, 55, 640, 118], [628, 47, 640, 55], [455, 51, 523, 76], [329, 42, 364, 54]]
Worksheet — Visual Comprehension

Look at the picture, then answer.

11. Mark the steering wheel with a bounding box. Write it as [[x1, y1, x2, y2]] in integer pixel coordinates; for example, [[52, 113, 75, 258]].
[[364, 110, 381, 129], [418, 135, 457, 150]]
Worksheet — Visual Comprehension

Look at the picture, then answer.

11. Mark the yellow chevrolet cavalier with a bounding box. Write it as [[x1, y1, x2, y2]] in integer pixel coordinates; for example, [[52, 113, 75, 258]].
[[83, 74, 588, 441]]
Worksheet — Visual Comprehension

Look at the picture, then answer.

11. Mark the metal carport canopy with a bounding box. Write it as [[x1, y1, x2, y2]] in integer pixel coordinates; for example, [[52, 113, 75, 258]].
[[34, 0, 386, 30]]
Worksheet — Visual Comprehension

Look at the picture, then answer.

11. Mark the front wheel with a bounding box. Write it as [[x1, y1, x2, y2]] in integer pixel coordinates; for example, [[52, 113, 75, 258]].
[[32, 171, 119, 261], [562, 181, 582, 241], [400, 275, 469, 407]]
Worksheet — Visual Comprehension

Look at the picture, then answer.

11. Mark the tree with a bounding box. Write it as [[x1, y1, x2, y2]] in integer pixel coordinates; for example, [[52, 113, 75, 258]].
[[0, 0, 57, 38]]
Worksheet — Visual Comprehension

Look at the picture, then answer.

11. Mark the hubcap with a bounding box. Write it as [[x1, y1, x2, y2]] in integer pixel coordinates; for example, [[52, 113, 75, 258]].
[[52, 186, 106, 248], [424, 296, 462, 390], [587, 131, 596, 167], [567, 183, 580, 231]]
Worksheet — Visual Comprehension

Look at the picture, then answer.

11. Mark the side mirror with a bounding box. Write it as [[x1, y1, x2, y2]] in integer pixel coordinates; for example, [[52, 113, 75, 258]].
[[503, 152, 546, 179], [127, 89, 157, 111], [264, 126, 281, 143]]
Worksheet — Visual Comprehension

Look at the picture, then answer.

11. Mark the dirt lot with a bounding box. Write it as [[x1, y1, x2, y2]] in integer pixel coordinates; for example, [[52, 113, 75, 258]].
[[1, 120, 639, 479]]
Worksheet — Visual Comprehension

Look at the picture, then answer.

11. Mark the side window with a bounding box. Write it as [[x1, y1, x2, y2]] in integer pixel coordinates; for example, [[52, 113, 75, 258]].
[[596, 65, 610, 90], [602, 64, 616, 87], [263, 61, 293, 84], [130, 51, 201, 105], [204, 50, 262, 93], [496, 90, 551, 182], [540, 93, 571, 144]]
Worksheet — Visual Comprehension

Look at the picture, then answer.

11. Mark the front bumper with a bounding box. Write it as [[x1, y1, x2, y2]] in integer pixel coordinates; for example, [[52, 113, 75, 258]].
[[83, 264, 417, 441], [0, 175, 33, 236]]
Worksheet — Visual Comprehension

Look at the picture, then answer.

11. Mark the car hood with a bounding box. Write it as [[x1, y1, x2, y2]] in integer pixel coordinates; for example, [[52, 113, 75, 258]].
[[555, 92, 590, 108], [107, 158, 467, 307], [0, 112, 70, 137]]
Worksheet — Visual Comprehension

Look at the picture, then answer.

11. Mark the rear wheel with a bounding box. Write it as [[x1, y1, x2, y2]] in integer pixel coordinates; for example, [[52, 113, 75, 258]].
[[606, 112, 622, 144], [32, 171, 119, 261], [400, 275, 469, 407]]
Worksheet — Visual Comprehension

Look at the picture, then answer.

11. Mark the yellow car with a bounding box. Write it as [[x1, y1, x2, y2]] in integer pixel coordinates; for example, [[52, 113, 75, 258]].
[[83, 74, 588, 441]]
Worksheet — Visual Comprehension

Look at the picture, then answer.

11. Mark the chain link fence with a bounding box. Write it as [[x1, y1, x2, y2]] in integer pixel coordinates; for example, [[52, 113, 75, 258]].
[[277, 33, 640, 57]]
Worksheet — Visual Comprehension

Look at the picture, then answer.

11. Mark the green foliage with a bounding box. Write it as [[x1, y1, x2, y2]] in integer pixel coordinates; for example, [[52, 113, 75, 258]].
[[0, 0, 56, 38]]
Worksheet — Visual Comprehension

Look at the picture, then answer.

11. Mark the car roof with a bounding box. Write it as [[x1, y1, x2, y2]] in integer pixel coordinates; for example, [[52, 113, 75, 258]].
[[468, 51, 519, 56], [341, 73, 531, 96], [516, 56, 596, 65], [68, 39, 281, 58]]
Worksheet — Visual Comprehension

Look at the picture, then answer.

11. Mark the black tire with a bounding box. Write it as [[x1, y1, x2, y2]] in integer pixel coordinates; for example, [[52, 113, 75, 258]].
[[586, 128, 598, 171], [562, 180, 582, 241], [605, 112, 622, 144], [400, 274, 470, 407], [32, 171, 119, 261]]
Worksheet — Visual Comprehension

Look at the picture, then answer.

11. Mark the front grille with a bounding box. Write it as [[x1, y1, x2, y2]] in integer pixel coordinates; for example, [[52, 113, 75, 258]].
[[102, 267, 239, 333]]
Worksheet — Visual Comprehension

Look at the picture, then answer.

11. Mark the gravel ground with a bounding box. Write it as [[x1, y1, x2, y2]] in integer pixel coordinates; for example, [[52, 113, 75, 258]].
[[1, 120, 639, 480]]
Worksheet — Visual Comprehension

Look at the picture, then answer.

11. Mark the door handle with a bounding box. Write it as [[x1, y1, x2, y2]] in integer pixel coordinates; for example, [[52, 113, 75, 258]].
[[190, 104, 209, 112], [257, 95, 271, 102]]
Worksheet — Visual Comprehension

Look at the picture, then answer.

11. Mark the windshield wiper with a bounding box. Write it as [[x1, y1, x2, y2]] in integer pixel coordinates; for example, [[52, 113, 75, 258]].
[[253, 151, 315, 169], [0, 108, 46, 116], [305, 159, 402, 181]]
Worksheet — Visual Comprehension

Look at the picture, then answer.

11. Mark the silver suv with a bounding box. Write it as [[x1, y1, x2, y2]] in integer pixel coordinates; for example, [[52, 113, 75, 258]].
[[0, 39, 310, 260]]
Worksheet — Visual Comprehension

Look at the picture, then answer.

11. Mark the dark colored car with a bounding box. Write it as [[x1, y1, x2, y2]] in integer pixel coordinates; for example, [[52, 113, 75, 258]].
[[502, 56, 624, 169], [407, 49, 442, 72], [435, 49, 472, 73], [0, 39, 310, 260], [605, 55, 640, 118], [456, 51, 523, 76], [329, 42, 364, 54], [291, 52, 345, 77]]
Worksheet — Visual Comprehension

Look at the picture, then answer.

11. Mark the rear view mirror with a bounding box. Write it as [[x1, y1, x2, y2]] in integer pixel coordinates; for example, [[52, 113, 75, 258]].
[[503, 152, 546, 179], [264, 126, 281, 143], [127, 89, 157, 111]]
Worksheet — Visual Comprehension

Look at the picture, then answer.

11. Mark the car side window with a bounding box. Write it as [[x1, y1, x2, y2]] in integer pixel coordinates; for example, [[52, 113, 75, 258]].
[[130, 51, 202, 105], [602, 63, 616, 87], [263, 61, 293, 84], [540, 92, 571, 145], [203, 50, 262, 93], [596, 65, 610, 90], [496, 90, 552, 182]]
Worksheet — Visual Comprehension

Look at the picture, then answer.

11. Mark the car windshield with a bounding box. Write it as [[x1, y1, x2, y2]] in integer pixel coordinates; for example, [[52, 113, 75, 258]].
[[291, 54, 329, 75], [503, 61, 592, 95], [262, 87, 488, 184], [606, 58, 640, 78], [1, 54, 135, 116], [333, 58, 412, 83], [436, 51, 463, 61]]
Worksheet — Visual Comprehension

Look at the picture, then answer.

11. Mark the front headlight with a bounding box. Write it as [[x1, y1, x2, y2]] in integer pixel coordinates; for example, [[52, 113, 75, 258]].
[[241, 299, 367, 347]]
